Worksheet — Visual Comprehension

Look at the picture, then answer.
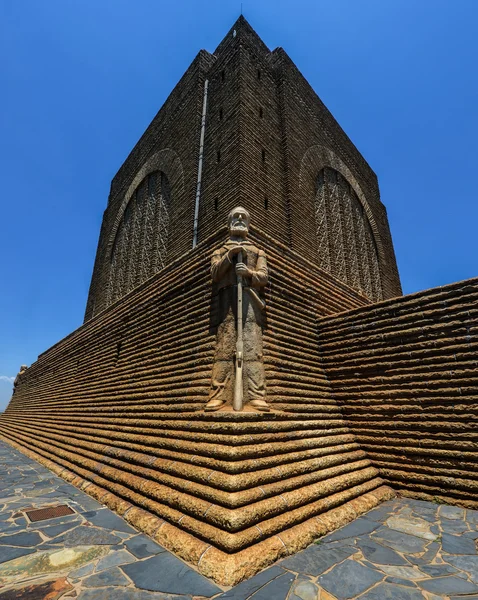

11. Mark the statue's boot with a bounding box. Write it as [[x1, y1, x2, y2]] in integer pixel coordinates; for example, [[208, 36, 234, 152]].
[[204, 398, 225, 412], [249, 399, 270, 412]]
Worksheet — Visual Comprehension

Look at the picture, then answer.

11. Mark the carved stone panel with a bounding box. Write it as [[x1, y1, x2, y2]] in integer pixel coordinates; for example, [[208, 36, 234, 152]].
[[315, 167, 382, 301], [107, 171, 171, 307]]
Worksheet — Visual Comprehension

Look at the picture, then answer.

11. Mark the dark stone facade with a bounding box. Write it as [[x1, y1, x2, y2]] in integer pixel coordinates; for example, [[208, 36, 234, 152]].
[[84, 16, 401, 321], [8, 18, 476, 588]]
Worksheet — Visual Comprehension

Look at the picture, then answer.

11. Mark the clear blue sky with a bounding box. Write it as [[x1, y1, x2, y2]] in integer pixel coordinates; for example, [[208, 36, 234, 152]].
[[1, 0, 477, 410]]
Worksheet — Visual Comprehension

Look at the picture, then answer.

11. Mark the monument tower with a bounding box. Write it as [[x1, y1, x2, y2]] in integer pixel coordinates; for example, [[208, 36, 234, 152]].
[[4, 17, 477, 587], [84, 16, 401, 321]]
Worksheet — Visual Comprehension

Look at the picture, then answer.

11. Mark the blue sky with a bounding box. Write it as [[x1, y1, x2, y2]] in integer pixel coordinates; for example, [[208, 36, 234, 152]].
[[1, 0, 477, 410]]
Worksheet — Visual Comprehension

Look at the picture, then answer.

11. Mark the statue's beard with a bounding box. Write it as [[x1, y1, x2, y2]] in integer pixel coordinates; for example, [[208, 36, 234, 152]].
[[230, 224, 248, 237]]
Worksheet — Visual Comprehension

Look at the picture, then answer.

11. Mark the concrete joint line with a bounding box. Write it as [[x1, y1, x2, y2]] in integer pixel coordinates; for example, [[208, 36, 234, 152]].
[[276, 534, 287, 549], [197, 544, 212, 567]]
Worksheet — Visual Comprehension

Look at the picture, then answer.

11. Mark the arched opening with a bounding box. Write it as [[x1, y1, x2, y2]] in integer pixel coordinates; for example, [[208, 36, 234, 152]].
[[315, 167, 382, 301], [107, 171, 171, 305]]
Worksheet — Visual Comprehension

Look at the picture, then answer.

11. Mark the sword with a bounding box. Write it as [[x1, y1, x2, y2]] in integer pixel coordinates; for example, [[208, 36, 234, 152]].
[[233, 250, 244, 411]]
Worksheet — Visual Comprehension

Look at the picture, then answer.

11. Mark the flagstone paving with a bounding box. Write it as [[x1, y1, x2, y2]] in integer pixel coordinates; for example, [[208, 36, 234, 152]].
[[1, 439, 478, 599]]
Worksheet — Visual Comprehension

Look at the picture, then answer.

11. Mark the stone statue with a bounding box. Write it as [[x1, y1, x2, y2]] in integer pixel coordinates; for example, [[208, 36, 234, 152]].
[[13, 365, 28, 390], [205, 207, 270, 412]]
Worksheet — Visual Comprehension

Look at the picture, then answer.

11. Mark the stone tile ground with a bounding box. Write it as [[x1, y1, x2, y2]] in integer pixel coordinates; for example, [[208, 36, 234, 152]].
[[1, 440, 477, 599]]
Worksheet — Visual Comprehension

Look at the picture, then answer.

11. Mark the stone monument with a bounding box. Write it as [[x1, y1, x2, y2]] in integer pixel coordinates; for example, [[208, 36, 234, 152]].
[[1, 16, 477, 587], [13, 365, 28, 390], [205, 207, 269, 412]]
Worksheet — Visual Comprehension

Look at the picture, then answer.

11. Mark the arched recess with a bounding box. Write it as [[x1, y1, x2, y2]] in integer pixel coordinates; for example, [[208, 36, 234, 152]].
[[299, 145, 384, 301], [105, 149, 184, 306]]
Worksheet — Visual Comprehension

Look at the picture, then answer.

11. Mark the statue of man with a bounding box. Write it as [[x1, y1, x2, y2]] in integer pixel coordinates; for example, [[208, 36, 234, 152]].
[[204, 207, 270, 412], [13, 365, 28, 391]]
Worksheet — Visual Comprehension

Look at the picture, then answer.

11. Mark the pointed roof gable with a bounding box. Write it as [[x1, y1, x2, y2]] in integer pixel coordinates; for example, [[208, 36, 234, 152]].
[[214, 15, 271, 58]]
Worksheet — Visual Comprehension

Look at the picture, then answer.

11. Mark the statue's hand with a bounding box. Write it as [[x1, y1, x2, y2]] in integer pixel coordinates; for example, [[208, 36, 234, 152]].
[[236, 262, 252, 278], [227, 246, 243, 261]]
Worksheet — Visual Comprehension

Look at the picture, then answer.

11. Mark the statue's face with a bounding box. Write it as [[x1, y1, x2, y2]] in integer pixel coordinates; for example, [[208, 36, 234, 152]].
[[229, 207, 250, 238]]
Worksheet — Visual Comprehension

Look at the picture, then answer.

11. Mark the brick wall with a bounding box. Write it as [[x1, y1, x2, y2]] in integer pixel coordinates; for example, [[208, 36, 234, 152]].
[[85, 50, 216, 320], [85, 16, 401, 321], [0, 231, 393, 584], [318, 278, 478, 508]]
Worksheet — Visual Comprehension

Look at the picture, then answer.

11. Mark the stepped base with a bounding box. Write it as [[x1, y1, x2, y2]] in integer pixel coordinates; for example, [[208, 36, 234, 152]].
[[0, 433, 394, 586]]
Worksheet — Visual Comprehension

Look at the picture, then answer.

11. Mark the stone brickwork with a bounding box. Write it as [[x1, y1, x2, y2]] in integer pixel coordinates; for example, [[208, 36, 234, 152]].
[[318, 278, 478, 508], [0, 229, 394, 584], [84, 17, 401, 321], [2, 15, 475, 588]]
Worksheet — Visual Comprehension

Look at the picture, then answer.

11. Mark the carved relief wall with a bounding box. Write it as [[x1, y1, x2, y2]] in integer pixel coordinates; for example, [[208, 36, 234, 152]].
[[107, 171, 171, 306], [315, 167, 382, 301]]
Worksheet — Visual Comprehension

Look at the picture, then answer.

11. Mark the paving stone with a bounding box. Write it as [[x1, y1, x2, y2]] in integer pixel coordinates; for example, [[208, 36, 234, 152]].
[[83, 566, 130, 587], [380, 565, 426, 580], [0, 522, 19, 533], [356, 539, 410, 566], [95, 549, 135, 572], [385, 515, 436, 540], [78, 589, 184, 600], [54, 525, 122, 546], [289, 579, 320, 600], [444, 555, 478, 583], [419, 563, 459, 577], [358, 583, 426, 599], [404, 555, 428, 566], [57, 483, 81, 495], [280, 545, 355, 576], [384, 577, 417, 588], [318, 559, 383, 599], [39, 522, 78, 538], [371, 527, 428, 554], [0, 531, 43, 547], [441, 532, 477, 555], [215, 566, 284, 599], [69, 561, 96, 579], [321, 518, 379, 542], [361, 558, 383, 571], [0, 545, 109, 579], [467, 509, 478, 523], [124, 534, 166, 559], [440, 506, 465, 520], [319, 538, 360, 549], [420, 541, 439, 562], [440, 519, 469, 534], [249, 572, 296, 599], [464, 531, 478, 539], [418, 576, 478, 595], [410, 504, 437, 515], [83, 509, 136, 534], [403, 500, 434, 510], [121, 553, 221, 596], [0, 545, 36, 564], [364, 506, 395, 522], [412, 511, 436, 523], [71, 497, 105, 512]]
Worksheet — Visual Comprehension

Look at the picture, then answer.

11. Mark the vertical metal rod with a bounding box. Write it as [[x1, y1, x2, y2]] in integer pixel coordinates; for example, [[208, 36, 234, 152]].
[[192, 78, 209, 248], [233, 250, 244, 411]]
